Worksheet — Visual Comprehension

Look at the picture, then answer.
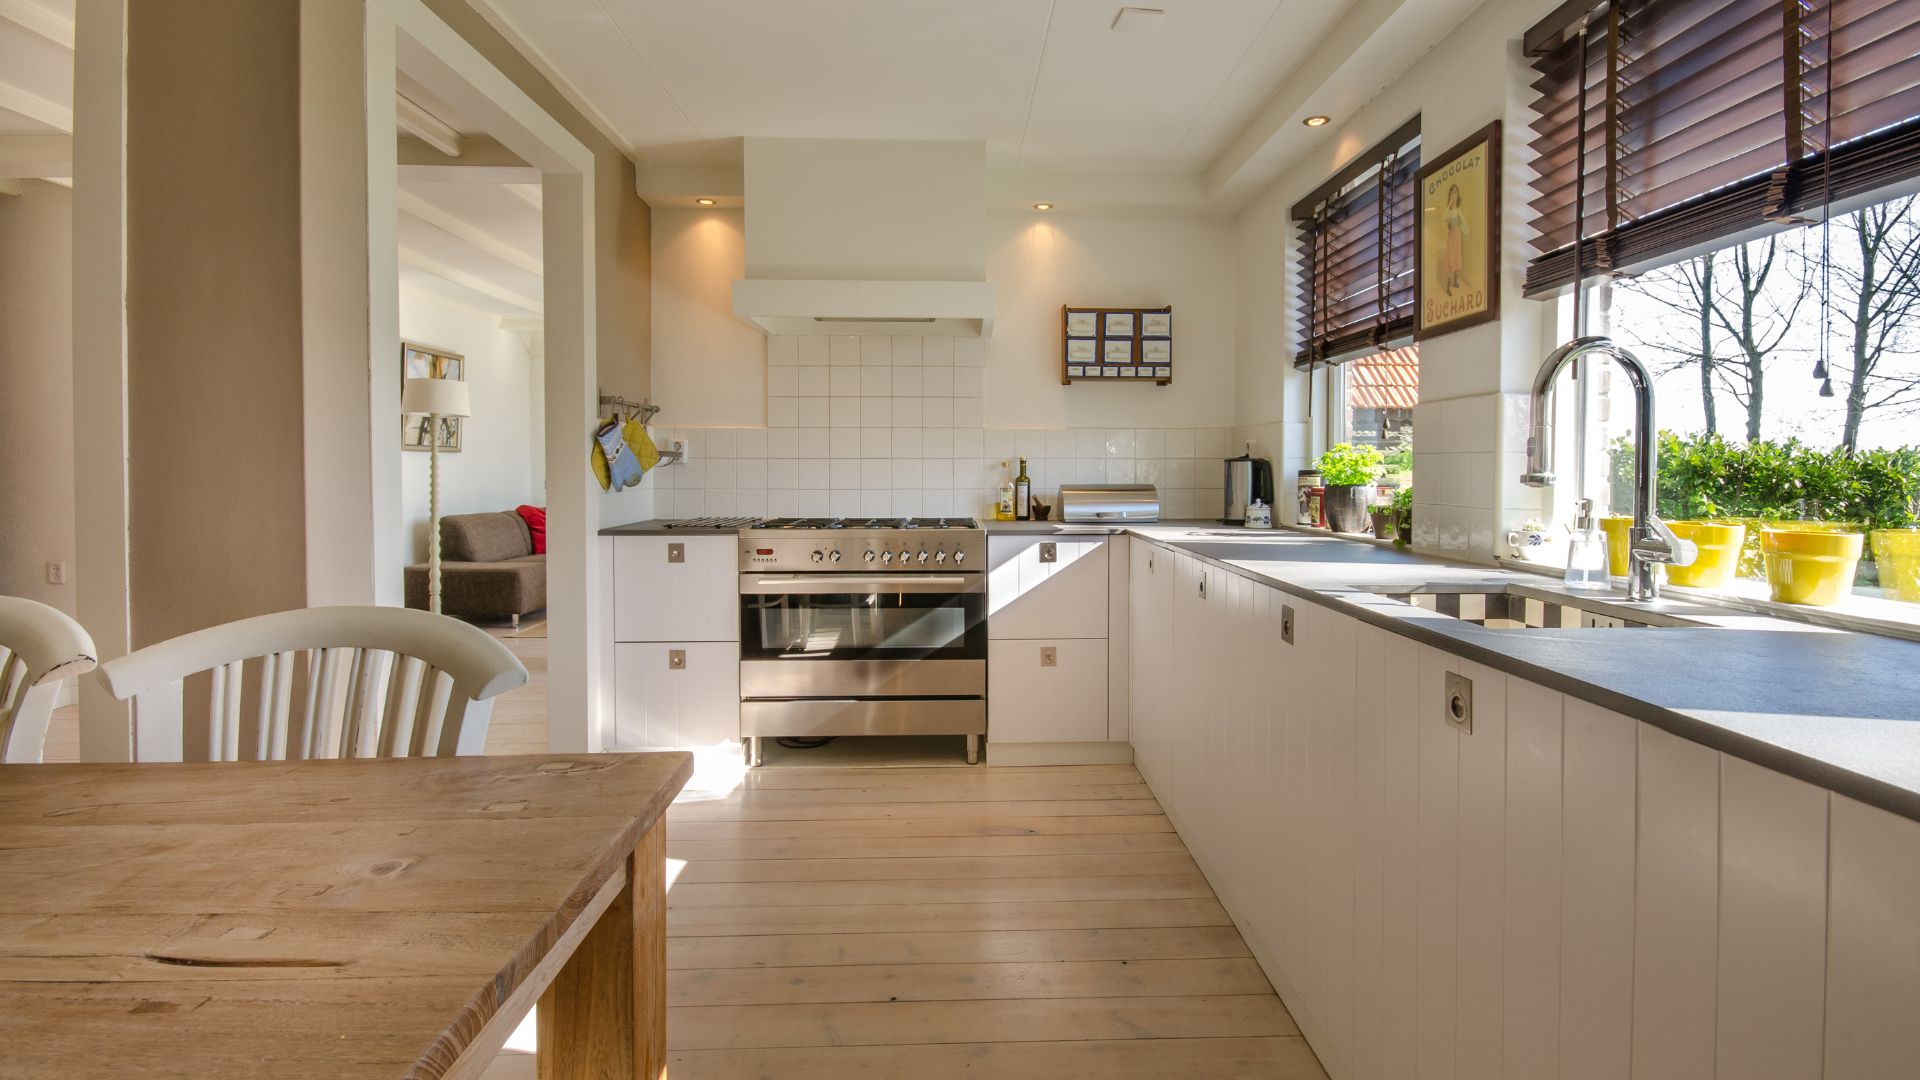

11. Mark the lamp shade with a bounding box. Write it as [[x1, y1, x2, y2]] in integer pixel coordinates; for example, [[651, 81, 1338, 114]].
[[401, 377, 471, 417]]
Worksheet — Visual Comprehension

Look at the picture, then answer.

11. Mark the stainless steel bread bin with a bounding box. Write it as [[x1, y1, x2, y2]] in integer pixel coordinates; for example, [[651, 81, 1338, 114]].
[[1058, 484, 1160, 523]]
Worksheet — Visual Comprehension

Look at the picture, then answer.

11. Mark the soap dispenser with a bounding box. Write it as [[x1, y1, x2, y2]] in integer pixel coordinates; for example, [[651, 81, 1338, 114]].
[[1563, 498, 1610, 590]]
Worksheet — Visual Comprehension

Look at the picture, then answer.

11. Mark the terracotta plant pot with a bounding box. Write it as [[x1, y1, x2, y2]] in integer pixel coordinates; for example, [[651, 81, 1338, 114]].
[[1322, 485, 1371, 534], [1370, 508, 1396, 540]]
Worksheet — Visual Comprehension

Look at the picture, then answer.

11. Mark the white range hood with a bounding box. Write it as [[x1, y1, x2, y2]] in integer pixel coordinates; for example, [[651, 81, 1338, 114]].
[[731, 138, 995, 338], [731, 279, 995, 337]]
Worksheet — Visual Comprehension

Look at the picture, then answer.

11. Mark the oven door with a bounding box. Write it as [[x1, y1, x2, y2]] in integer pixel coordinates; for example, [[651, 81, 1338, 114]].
[[738, 573, 986, 699]]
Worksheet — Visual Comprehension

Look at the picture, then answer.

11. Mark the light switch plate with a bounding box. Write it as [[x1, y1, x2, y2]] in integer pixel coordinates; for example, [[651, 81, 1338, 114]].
[[667, 543, 684, 564], [1039, 646, 1058, 667], [1039, 542, 1057, 563], [668, 649, 686, 670]]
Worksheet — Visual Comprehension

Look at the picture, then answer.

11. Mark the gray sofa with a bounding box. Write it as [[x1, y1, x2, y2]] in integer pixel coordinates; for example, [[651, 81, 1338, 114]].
[[404, 512, 545, 629]]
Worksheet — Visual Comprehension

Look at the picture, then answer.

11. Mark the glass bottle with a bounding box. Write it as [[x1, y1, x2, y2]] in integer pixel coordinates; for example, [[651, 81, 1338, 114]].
[[1564, 497, 1611, 590], [1014, 458, 1032, 521], [995, 462, 1016, 521]]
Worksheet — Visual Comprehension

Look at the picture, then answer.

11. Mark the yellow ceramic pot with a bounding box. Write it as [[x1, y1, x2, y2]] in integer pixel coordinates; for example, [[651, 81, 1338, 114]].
[[1600, 515, 1633, 577], [1871, 528, 1920, 603], [1664, 521, 1747, 589], [1761, 527, 1865, 606]]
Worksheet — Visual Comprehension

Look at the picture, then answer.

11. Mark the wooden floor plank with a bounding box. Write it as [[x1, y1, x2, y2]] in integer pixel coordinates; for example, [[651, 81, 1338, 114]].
[[673, 851, 1201, 883], [667, 897, 1236, 937], [667, 925, 1253, 969], [670, 993, 1298, 1049], [666, 873, 1217, 908], [667, 1036, 1329, 1079], [667, 798, 1163, 822], [733, 764, 1147, 789], [665, 814, 1175, 840], [667, 830, 1189, 861], [680, 782, 1159, 806], [669, 957, 1275, 1007]]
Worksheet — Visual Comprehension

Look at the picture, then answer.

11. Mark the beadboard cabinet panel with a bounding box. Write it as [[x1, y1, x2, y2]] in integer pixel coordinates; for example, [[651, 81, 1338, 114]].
[[1631, 723, 1721, 1080], [1453, 658, 1507, 1080], [1415, 647, 1461, 1080], [1558, 698, 1637, 1080], [1502, 676, 1564, 1080], [986, 536, 1108, 640], [1826, 795, 1920, 1077], [986, 638, 1108, 744], [611, 641, 739, 749], [613, 535, 738, 643]]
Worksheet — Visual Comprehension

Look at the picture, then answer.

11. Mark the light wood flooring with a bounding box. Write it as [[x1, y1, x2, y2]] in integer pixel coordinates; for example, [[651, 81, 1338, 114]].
[[42, 623, 1326, 1078]]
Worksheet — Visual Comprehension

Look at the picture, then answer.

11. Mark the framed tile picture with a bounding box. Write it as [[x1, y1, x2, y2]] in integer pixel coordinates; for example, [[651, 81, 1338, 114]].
[[1060, 305, 1172, 386]]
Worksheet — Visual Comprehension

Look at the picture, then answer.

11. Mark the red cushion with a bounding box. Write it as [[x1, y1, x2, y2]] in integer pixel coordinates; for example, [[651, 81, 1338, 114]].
[[515, 505, 547, 555]]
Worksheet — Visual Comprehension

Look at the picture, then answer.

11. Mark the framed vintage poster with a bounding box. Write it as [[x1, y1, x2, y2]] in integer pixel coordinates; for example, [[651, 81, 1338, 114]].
[[401, 341, 465, 452], [1414, 120, 1501, 340]]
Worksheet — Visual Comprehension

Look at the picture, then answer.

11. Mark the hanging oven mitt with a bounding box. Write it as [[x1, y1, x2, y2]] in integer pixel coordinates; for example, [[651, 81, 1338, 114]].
[[602, 420, 643, 492], [590, 416, 618, 491], [627, 420, 661, 476]]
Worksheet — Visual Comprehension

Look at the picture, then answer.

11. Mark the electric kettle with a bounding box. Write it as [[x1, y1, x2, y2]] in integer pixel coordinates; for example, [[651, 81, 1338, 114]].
[[1222, 448, 1276, 524]]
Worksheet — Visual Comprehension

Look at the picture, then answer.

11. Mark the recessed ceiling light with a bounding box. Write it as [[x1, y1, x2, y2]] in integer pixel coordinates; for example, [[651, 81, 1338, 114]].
[[1034, 202, 1054, 211], [696, 197, 716, 206], [1303, 115, 1331, 128], [1111, 6, 1165, 34]]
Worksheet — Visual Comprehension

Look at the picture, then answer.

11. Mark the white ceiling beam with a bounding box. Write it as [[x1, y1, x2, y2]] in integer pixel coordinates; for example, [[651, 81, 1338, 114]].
[[396, 188, 542, 275], [0, 0, 74, 50], [395, 91, 462, 157], [399, 245, 543, 314], [504, 183, 542, 211], [399, 280, 509, 324], [464, 0, 642, 163], [0, 78, 72, 133], [0, 133, 70, 176]]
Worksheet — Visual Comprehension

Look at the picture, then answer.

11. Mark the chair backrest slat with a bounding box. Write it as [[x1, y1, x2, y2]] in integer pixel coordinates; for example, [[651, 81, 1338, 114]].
[[0, 598, 98, 764], [95, 606, 525, 763]]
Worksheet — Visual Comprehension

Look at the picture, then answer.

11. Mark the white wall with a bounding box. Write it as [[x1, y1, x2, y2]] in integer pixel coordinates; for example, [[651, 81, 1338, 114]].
[[651, 207, 765, 427], [397, 293, 536, 562], [1231, 0, 1559, 557], [0, 181, 77, 614]]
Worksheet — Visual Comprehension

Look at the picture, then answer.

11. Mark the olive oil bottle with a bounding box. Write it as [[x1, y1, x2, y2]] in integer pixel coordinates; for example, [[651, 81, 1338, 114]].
[[1014, 458, 1032, 521]]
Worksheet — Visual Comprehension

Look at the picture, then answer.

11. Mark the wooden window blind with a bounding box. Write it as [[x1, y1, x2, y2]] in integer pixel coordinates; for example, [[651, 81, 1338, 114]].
[[1524, 0, 1920, 296], [1293, 119, 1422, 368]]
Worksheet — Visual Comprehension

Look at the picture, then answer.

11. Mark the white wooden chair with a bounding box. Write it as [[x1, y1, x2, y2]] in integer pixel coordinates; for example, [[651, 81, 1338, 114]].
[[95, 606, 528, 762], [0, 597, 98, 763]]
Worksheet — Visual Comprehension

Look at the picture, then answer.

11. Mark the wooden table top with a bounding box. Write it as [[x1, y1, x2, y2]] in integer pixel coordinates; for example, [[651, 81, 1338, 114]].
[[0, 752, 693, 1080]]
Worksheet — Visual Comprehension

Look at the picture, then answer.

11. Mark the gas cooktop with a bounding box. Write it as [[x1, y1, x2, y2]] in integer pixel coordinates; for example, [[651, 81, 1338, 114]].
[[750, 517, 980, 531]]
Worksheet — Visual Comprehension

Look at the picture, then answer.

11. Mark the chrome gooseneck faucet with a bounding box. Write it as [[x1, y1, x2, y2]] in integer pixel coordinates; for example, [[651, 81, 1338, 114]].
[[1520, 335, 1695, 601]]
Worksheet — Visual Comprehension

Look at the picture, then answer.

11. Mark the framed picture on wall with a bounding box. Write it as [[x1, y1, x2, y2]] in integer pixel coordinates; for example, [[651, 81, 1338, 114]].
[[1414, 120, 1501, 340], [401, 341, 465, 452], [1065, 310, 1099, 337]]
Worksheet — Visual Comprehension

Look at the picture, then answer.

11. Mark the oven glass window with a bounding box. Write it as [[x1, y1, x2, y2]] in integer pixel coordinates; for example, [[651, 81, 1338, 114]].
[[747, 594, 975, 658]]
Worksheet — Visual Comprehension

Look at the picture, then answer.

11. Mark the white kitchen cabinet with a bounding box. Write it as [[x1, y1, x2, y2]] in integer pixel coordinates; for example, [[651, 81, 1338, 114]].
[[987, 535, 1108, 640], [986, 638, 1107, 743], [1127, 539, 1174, 791], [1501, 677, 1565, 1080], [613, 535, 738, 643], [1826, 794, 1920, 1076], [611, 641, 739, 749], [1717, 754, 1830, 1080], [1559, 698, 1637, 1080], [1631, 723, 1721, 1080]]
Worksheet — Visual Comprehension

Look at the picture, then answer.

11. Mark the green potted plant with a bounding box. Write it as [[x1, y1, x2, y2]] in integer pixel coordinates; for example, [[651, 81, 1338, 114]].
[[1316, 443, 1384, 534], [1392, 487, 1414, 546]]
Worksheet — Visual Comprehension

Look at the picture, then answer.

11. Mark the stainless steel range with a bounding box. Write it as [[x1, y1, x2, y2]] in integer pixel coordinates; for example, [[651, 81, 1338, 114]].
[[738, 517, 987, 766]]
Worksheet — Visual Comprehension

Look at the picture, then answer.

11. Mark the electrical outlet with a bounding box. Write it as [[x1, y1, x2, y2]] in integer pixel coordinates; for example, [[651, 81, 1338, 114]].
[[1039, 646, 1058, 667], [46, 561, 67, 585], [668, 437, 692, 463]]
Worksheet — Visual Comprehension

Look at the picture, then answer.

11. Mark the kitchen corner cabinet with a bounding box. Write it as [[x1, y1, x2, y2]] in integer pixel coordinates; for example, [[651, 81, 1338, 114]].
[[1124, 537, 1920, 1080], [610, 535, 739, 750], [985, 535, 1127, 757]]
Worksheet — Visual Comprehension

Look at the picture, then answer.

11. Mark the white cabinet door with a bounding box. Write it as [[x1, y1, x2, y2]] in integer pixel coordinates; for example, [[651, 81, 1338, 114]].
[[987, 638, 1108, 743], [1826, 794, 1920, 1076], [1559, 698, 1637, 1080], [613, 535, 738, 642], [1128, 540, 1174, 791], [987, 536, 1108, 640], [1167, 553, 1211, 844], [1632, 723, 1721, 1080], [612, 641, 739, 749], [1501, 677, 1565, 1080]]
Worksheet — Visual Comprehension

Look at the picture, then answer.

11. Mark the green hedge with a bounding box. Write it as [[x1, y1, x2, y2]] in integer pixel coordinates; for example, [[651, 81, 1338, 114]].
[[1608, 432, 1920, 583]]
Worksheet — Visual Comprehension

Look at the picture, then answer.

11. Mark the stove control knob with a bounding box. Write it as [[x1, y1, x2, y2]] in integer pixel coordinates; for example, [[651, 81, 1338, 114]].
[[881, 550, 894, 564], [935, 550, 948, 564], [811, 550, 824, 563], [864, 549, 877, 562], [829, 550, 842, 562], [917, 550, 930, 563], [953, 550, 967, 564]]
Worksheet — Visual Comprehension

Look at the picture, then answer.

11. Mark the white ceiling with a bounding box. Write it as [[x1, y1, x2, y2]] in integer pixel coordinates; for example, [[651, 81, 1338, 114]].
[[0, 0, 75, 136], [481, 0, 1359, 173]]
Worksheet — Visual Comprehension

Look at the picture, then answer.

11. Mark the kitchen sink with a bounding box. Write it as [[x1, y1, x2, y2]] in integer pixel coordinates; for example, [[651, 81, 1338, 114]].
[[1369, 584, 1704, 630]]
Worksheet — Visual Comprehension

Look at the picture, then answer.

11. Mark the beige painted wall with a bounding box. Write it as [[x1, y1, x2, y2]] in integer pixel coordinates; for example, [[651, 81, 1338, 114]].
[[125, 0, 309, 647], [0, 181, 76, 615]]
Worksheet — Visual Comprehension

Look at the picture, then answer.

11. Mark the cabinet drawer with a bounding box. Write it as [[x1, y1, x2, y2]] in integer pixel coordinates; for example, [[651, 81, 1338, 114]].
[[987, 536, 1108, 639], [613, 535, 738, 642], [612, 641, 739, 749], [987, 638, 1108, 743]]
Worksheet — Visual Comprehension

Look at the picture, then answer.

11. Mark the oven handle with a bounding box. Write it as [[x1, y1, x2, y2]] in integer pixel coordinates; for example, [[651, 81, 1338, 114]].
[[742, 575, 980, 595]]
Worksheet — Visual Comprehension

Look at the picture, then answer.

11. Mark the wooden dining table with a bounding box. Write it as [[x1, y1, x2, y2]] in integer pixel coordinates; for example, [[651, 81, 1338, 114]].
[[0, 751, 692, 1080]]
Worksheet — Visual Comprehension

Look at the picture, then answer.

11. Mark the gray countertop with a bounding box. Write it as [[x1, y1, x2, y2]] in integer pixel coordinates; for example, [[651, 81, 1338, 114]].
[[1126, 526, 1920, 823], [598, 519, 744, 536]]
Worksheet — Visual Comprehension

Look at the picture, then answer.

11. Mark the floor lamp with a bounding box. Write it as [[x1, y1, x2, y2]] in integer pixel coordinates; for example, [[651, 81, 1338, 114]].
[[401, 377, 472, 614]]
